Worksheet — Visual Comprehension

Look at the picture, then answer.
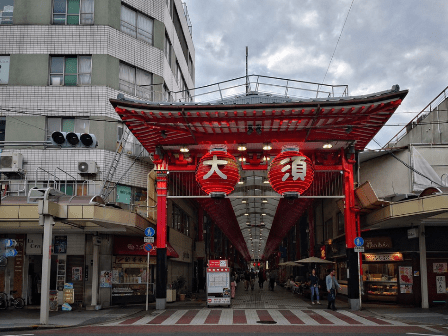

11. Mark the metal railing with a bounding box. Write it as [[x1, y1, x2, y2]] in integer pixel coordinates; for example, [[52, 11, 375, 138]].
[[182, 2, 193, 36], [385, 85, 448, 148], [171, 74, 349, 104]]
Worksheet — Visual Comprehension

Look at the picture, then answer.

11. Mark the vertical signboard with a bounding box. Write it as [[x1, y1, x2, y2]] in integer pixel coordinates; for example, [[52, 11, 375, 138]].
[[0, 56, 10, 84]]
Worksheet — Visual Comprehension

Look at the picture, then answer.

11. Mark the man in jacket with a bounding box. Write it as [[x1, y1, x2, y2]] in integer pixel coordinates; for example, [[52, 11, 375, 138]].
[[325, 269, 342, 310]]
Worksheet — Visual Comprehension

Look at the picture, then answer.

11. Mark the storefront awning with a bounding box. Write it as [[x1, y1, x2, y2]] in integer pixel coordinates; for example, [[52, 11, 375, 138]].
[[113, 236, 179, 258]]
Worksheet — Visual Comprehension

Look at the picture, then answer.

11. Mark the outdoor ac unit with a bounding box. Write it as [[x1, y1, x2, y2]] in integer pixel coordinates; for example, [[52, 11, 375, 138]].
[[0, 153, 23, 172], [78, 161, 98, 174]]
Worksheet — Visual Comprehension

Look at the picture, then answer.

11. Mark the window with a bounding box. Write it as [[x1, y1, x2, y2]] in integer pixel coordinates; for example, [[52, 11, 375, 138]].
[[53, 0, 94, 25], [121, 5, 153, 45], [337, 212, 344, 234], [119, 62, 153, 99], [50, 56, 92, 86], [164, 34, 172, 64], [0, 2, 14, 25], [47, 117, 90, 139], [0, 55, 10, 85], [0, 117, 5, 142], [172, 204, 190, 236]]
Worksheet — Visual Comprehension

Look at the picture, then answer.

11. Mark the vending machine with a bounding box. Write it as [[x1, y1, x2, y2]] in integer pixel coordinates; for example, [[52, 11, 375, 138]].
[[206, 260, 231, 307]]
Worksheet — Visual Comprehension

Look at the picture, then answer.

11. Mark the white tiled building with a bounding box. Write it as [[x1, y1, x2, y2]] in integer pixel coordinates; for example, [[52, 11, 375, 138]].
[[0, 0, 195, 308]]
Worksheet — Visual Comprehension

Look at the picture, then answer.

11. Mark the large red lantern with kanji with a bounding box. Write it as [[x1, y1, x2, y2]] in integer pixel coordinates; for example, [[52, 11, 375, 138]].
[[268, 146, 314, 196], [196, 149, 240, 196]]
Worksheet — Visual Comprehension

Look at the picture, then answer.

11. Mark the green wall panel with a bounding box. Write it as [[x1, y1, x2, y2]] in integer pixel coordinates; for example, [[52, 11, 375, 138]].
[[9, 54, 49, 86]]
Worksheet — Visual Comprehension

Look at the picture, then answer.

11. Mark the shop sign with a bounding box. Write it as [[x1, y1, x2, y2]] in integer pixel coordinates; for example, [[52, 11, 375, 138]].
[[209, 260, 228, 267], [207, 297, 231, 304], [117, 184, 132, 204], [364, 253, 402, 262], [400, 284, 413, 294], [26, 234, 43, 255], [72, 267, 82, 281], [268, 146, 314, 196], [54, 236, 67, 254], [100, 270, 112, 288], [407, 228, 418, 239], [364, 237, 392, 250], [399, 266, 413, 284], [433, 262, 447, 274], [116, 255, 147, 264], [320, 245, 326, 259], [436, 276, 446, 294]]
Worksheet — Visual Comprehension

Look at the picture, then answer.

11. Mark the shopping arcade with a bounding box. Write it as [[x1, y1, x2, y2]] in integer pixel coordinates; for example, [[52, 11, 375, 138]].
[[110, 77, 408, 309]]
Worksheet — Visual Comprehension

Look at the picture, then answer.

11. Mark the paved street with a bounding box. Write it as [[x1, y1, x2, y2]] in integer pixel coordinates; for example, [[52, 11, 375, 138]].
[[1, 283, 447, 335]]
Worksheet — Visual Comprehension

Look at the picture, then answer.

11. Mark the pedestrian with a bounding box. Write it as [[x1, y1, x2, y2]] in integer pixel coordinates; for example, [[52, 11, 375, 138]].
[[258, 268, 265, 289], [269, 269, 277, 291], [326, 269, 342, 311], [250, 269, 256, 290], [230, 272, 236, 299], [244, 270, 250, 291], [309, 268, 321, 305]]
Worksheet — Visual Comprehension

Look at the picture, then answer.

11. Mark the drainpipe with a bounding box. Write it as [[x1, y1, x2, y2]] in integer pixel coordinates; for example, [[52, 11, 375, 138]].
[[39, 213, 54, 325], [419, 224, 429, 308], [89, 235, 100, 309]]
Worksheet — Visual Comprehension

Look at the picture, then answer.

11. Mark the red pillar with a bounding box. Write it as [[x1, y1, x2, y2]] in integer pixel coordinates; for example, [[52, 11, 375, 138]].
[[155, 162, 168, 309], [156, 170, 168, 248], [341, 150, 356, 249], [341, 148, 360, 306], [308, 210, 315, 257]]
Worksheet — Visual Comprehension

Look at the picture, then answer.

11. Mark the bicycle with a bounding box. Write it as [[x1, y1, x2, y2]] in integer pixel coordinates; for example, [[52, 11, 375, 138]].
[[0, 290, 25, 309]]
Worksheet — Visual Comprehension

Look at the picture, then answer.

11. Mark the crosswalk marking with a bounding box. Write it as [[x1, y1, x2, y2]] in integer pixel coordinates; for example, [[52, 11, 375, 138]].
[[103, 309, 407, 326]]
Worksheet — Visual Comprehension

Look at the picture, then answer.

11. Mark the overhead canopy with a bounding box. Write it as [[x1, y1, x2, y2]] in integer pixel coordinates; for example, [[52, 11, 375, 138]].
[[110, 77, 408, 261]]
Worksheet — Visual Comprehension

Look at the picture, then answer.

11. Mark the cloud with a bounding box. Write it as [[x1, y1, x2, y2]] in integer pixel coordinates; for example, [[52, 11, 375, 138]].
[[182, 0, 448, 146]]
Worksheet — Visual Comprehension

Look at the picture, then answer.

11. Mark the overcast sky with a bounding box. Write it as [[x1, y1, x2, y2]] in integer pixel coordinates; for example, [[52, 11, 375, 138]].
[[182, 0, 448, 149]]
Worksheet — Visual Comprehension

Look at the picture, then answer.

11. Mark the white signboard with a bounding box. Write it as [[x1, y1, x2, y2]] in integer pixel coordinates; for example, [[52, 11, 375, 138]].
[[207, 272, 229, 292], [26, 234, 42, 255], [436, 276, 446, 294], [354, 246, 365, 252], [0, 56, 10, 85], [144, 237, 154, 243]]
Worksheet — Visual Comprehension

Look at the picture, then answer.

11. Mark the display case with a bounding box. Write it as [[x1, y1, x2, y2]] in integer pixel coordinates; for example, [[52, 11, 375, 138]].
[[362, 262, 398, 302], [111, 284, 147, 305], [365, 281, 398, 302], [111, 263, 154, 305]]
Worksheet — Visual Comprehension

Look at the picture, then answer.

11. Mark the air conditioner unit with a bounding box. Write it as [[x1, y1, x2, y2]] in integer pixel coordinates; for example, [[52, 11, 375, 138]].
[[78, 160, 98, 174], [0, 153, 23, 172]]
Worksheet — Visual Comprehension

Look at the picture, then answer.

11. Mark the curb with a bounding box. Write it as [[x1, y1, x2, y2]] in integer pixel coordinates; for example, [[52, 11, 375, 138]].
[[0, 308, 146, 333]]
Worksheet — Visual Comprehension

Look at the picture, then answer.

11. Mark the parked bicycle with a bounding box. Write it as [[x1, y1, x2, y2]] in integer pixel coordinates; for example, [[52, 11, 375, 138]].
[[0, 290, 25, 309]]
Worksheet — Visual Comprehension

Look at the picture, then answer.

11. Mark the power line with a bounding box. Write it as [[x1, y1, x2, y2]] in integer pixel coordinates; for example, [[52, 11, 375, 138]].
[[321, 0, 355, 85]]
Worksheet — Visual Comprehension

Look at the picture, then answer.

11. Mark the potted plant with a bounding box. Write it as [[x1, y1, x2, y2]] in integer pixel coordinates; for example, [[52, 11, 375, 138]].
[[176, 276, 187, 301]]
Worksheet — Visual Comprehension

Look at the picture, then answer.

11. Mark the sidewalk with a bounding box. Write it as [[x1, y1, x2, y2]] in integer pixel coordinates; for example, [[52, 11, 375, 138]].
[[1, 285, 447, 332]]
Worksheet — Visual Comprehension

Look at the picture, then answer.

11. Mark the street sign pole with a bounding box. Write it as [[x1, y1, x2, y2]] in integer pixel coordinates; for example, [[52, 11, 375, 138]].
[[358, 251, 362, 310], [146, 251, 149, 311]]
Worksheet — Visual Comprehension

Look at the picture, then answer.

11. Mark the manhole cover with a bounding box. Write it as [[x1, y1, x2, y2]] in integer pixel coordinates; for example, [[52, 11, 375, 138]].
[[257, 320, 277, 324]]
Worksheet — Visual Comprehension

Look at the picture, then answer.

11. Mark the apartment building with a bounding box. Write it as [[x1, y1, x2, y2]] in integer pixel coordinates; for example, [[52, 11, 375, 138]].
[[0, 0, 195, 308]]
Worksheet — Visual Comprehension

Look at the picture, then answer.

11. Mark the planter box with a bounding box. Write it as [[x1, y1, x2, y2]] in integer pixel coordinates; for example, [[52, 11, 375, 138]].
[[166, 289, 176, 302]]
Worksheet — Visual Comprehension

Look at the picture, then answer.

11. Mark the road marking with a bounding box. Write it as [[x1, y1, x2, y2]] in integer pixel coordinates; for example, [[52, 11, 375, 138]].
[[406, 333, 445, 336]]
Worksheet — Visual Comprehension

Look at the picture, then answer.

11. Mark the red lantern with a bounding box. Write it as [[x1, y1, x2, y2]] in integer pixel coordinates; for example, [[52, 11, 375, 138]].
[[268, 147, 314, 195], [196, 150, 240, 195]]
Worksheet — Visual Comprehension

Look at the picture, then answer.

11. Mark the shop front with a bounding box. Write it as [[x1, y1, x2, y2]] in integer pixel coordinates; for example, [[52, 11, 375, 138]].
[[112, 235, 179, 305]]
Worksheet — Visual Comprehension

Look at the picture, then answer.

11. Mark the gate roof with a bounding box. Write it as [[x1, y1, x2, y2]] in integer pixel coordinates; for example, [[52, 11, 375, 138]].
[[110, 82, 408, 261]]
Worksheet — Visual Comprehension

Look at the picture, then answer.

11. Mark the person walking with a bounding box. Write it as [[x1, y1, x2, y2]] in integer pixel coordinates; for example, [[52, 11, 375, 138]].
[[250, 269, 256, 290], [258, 268, 265, 289], [326, 269, 342, 311], [244, 270, 250, 291], [230, 272, 236, 299], [269, 269, 277, 291], [309, 268, 321, 304]]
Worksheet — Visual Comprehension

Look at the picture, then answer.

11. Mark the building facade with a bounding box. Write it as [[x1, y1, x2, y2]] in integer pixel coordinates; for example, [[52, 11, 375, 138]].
[[0, 0, 196, 308]]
